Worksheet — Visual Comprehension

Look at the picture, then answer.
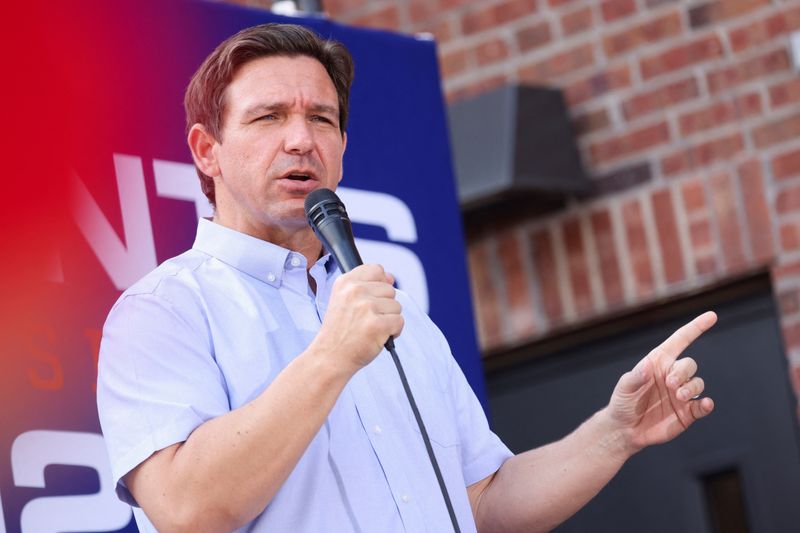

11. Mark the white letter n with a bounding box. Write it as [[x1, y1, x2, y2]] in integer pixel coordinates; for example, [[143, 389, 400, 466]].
[[71, 154, 157, 290]]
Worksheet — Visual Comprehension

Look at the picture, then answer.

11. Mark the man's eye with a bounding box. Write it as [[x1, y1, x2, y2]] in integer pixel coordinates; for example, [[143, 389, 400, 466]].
[[256, 114, 278, 121], [311, 115, 334, 124]]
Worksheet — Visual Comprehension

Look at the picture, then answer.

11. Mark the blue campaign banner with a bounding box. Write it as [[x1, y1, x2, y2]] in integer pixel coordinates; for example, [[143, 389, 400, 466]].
[[1, 0, 484, 530]]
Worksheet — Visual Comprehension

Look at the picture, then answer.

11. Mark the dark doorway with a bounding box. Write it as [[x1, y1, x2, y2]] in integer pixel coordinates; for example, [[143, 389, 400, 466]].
[[486, 275, 800, 532]]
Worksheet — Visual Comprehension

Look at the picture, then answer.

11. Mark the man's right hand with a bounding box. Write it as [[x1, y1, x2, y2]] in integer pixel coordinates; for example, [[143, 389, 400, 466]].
[[311, 264, 404, 373]]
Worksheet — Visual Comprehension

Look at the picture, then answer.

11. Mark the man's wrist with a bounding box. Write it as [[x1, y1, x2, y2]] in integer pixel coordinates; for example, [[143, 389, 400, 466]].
[[301, 342, 360, 384], [591, 407, 638, 463]]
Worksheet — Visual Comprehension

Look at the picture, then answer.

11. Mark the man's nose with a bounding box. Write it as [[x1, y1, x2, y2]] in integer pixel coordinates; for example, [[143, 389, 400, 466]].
[[283, 117, 314, 154]]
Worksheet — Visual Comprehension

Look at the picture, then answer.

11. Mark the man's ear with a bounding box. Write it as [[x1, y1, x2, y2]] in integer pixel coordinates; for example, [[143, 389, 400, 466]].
[[337, 132, 347, 185], [188, 124, 221, 178]]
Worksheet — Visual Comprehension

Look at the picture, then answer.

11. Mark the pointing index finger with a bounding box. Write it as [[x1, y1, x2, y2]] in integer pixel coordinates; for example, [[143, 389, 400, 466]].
[[652, 311, 717, 365]]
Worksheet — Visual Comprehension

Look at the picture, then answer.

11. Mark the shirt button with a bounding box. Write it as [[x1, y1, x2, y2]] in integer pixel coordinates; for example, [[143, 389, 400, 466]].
[[372, 425, 382, 435], [290, 257, 301, 267], [401, 494, 410, 503], [267, 273, 276, 282]]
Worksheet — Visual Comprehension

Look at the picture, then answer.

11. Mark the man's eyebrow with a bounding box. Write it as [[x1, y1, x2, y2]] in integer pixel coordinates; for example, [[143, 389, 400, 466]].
[[241, 102, 339, 119], [309, 104, 338, 117], [242, 102, 288, 118]]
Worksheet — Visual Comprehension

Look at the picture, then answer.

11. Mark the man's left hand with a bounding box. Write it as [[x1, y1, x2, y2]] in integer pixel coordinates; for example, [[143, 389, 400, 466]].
[[607, 311, 717, 455]]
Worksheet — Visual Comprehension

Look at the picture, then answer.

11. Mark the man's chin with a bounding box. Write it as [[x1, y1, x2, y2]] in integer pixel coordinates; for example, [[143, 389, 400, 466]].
[[272, 205, 312, 229]]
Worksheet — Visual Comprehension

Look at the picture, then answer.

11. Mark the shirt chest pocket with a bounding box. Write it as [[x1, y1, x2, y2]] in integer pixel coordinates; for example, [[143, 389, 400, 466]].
[[408, 394, 460, 451], [361, 352, 461, 450], [397, 370, 461, 450]]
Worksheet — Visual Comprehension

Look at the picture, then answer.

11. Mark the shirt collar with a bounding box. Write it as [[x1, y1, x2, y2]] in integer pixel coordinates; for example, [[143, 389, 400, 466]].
[[192, 218, 335, 287]]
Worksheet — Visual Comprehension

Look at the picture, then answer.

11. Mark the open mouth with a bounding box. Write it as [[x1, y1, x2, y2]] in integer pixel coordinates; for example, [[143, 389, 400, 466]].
[[285, 173, 312, 182]]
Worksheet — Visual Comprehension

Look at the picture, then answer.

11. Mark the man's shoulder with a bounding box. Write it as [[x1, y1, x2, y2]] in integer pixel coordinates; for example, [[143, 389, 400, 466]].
[[117, 248, 211, 300], [103, 249, 215, 332], [394, 290, 440, 335]]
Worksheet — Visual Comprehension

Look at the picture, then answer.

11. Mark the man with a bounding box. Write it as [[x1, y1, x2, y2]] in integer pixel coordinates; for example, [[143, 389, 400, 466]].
[[97, 23, 715, 532]]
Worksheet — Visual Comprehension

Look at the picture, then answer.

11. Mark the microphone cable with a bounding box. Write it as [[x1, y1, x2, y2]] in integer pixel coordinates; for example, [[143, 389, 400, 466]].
[[384, 338, 462, 533]]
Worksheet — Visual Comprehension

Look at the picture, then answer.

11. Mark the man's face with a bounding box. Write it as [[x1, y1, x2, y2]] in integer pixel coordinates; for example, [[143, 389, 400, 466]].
[[210, 55, 346, 237]]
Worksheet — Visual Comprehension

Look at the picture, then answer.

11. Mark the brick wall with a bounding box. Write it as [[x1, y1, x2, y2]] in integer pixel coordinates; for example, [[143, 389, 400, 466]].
[[230, 0, 800, 398]]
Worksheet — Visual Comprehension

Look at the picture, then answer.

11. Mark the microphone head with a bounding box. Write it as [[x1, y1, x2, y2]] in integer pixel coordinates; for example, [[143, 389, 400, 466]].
[[305, 187, 348, 229], [304, 188, 362, 273]]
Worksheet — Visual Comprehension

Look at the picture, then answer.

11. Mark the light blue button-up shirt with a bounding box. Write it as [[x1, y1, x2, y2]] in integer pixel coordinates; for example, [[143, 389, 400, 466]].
[[97, 218, 512, 532]]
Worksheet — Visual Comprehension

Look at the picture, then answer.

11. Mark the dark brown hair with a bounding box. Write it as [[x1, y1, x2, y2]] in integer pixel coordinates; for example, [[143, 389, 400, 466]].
[[184, 23, 354, 206]]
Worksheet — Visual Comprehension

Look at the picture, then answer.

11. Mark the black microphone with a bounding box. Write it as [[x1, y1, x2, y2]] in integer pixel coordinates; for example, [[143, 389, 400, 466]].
[[304, 188, 362, 273], [304, 188, 394, 350]]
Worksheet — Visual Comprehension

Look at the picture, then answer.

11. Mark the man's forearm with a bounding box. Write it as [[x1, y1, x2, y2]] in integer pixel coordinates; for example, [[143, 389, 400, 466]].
[[475, 407, 633, 533], [128, 345, 353, 532]]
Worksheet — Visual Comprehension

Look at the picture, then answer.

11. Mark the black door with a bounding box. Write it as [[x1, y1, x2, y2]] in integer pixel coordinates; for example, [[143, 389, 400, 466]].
[[486, 276, 800, 532]]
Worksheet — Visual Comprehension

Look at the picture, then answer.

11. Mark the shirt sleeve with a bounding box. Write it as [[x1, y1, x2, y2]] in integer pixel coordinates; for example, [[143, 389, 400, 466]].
[[96, 288, 230, 505], [436, 328, 514, 486]]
